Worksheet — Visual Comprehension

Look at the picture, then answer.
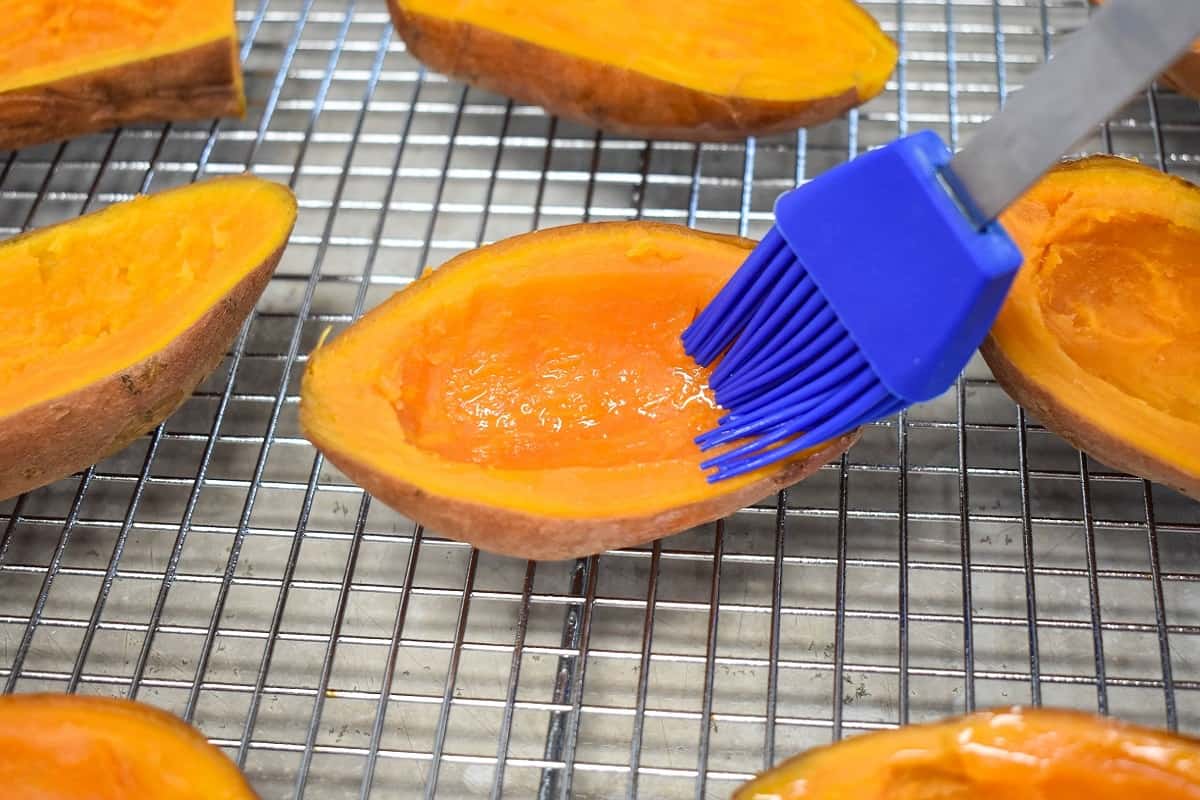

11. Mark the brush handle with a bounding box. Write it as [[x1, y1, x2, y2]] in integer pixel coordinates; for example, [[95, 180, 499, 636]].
[[945, 0, 1200, 225]]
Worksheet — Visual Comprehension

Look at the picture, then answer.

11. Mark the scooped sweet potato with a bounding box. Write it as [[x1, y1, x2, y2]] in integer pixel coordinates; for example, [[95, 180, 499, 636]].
[[300, 222, 859, 560], [0, 175, 296, 500], [0, 1, 244, 150], [981, 156, 1200, 499], [387, 0, 897, 141], [0, 694, 258, 799], [735, 707, 1200, 799], [1088, 0, 1200, 99]]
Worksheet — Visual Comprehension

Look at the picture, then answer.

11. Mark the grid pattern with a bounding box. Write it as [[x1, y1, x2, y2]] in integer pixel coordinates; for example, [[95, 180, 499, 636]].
[[2, 1, 1200, 798]]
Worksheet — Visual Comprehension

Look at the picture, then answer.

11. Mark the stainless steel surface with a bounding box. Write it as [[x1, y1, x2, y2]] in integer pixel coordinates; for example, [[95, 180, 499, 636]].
[[1, 2, 1198, 799], [947, 0, 1200, 223]]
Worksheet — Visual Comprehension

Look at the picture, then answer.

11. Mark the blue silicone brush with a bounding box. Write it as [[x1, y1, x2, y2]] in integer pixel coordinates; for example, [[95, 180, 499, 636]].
[[684, 0, 1200, 482]]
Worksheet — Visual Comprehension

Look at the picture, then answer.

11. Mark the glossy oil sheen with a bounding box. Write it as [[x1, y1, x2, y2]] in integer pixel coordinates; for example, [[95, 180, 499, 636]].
[[387, 272, 720, 469], [735, 708, 1200, 800]]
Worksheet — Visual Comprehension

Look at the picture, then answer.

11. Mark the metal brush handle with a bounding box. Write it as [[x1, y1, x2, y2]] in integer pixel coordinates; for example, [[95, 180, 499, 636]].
[[944, 0, 1200, 226]]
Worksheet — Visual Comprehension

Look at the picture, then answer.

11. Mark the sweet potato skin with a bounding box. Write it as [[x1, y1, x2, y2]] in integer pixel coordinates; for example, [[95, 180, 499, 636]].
[[0, 241, 283, 502], [0, 37, 243, 151], [316, 428, 858, 561], [1164, 49, 1200, 100], [981, 337, 1200, 500], [388, 1, 866, 141]]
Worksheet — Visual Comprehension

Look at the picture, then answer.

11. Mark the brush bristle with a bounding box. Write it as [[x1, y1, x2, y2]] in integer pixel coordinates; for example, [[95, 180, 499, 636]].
[[683, 226, 901, 481]]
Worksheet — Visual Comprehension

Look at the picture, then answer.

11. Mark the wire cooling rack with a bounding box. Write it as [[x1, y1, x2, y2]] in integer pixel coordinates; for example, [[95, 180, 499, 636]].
[[2, 1, 1200, 797]]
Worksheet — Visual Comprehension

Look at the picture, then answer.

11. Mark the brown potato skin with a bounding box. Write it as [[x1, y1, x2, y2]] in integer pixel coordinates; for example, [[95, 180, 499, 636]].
[[1164, 49, 1200, 100], [0, 242, 284, 501], [0, 38, 243, 151], [316, 428, 858, 561], [388, 1, 864, 141], [981, 339, 1200, 500]]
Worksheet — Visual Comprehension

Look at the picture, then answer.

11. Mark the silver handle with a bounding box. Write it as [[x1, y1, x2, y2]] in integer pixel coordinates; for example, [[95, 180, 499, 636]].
[[945, 0, 1200, 225]]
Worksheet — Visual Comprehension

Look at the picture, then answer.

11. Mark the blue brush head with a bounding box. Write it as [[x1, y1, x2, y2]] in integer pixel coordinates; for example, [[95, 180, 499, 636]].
[[683, 130, 1023, 482]]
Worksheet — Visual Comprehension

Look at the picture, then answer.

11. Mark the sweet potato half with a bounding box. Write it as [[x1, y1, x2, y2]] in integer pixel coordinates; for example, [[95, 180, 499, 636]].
[[0, 0, 244, 150], [735, 707, 1200, 799], [0, 175, 296, 500], [0, 694, 258, 799], [300, 222, 858, 560], [388, 0, 897, 141], [981, 156, 1200, 499]]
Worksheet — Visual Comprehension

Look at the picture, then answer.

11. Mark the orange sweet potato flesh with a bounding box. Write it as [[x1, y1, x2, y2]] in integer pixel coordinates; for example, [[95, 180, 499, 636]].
[[0, 175, 297, 500], [300, 222, 859, 560], [0, 694, 258, 799], [735, 708, 1200, 800], [388, 0, 897, 141], [0, 0, 244, 150], [981, 156, 1200, 499]]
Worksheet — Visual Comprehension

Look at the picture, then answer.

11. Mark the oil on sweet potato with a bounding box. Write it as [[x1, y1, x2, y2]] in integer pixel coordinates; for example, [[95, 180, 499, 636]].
[[735, 707, 1200, 799], [982, 156, 1200, 499], [300, 222, 858, 560], [0, 694, 258, 799], [0, 175, 296, 500], [388, 0, 897, 141], [0, 1, 244, 150]]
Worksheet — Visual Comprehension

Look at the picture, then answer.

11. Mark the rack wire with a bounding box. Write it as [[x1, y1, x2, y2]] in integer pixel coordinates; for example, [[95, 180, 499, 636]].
[[2, 0, 1199, 797]]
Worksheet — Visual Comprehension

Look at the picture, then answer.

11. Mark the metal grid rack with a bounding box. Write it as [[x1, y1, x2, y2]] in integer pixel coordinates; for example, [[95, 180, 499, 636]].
[[2, 1, 1199, 797]]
